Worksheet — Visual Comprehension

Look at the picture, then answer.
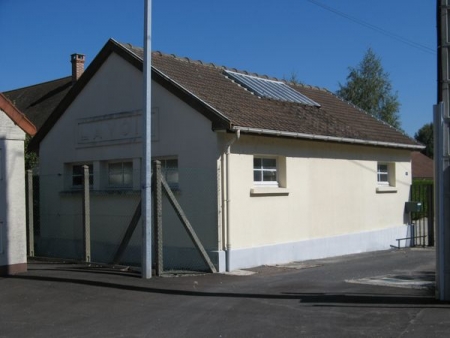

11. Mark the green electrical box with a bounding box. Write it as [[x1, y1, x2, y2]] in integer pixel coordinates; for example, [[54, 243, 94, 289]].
[[405, 201, 422, 213]]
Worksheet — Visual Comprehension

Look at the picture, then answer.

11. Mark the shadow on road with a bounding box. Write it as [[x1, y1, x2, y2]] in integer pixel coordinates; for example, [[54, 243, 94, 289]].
[[8, 272, 450, 309]]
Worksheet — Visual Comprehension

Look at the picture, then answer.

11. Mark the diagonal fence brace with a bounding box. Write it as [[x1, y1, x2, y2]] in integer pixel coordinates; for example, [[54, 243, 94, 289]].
[[160, 176, 217, 273]]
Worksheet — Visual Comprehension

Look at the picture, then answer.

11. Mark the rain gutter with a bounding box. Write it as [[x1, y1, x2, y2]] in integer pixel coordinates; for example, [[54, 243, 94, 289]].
[[232, 126, 424, 150]]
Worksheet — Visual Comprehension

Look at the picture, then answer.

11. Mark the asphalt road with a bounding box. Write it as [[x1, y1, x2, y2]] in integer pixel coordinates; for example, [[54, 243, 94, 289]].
[[1, 247, 449, 337]]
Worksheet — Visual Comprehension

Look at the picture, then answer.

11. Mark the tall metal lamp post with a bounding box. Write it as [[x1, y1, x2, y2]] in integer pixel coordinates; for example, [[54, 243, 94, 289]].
[[142, 0, 152, 279]]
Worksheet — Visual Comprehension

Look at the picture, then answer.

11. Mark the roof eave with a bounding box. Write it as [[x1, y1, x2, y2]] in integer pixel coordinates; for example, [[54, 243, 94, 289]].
[[232, 126, 425, 150]]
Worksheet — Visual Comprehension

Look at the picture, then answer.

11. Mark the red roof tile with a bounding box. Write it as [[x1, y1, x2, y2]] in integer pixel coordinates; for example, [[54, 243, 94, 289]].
[[411, 151, 434, 179]]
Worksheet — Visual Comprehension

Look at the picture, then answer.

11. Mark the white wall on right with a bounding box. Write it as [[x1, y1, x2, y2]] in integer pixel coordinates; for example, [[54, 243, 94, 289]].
[[227, 135, 412, 250]]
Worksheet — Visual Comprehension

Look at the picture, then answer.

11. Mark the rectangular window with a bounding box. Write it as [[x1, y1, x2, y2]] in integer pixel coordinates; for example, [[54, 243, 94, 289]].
[[254, 157, 278, 186], [108, 161, 133, 188], [72, 164, 93, 187], [377, 163, 389, 185], [155, 158, 179, 188]]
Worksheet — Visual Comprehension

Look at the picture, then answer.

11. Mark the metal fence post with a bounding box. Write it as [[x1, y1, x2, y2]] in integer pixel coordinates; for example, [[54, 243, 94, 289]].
[[154, 160, 163, 276], [83, 165, 91, 262], [428, 184, 435, 247], [26, 169, 34, 257]]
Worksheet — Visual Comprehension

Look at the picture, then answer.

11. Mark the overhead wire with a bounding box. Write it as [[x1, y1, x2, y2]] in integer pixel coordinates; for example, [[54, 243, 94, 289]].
[[306, 0, 436, 55]]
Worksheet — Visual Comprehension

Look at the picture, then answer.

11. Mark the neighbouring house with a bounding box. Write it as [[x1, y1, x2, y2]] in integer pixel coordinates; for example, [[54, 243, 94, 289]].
[[27, 38, 423, 272], [411, 151, 434, 181], [3, 53, 85, 132], [0, 93, 36, 275]]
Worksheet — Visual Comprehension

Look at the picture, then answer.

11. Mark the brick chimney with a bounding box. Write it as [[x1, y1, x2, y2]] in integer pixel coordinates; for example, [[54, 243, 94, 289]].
[[71, 53, 85, 83]]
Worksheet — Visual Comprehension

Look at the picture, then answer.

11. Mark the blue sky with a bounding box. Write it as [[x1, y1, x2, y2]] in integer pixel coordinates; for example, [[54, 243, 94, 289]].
[[0, 0, 435, 137]]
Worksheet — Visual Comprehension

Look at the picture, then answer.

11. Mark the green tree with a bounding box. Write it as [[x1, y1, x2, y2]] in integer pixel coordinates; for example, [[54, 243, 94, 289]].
[[414, 122, 433, 159], [336, 48, 401, 129], [284, 71, 302, 85], [25, 135, 38, 170]]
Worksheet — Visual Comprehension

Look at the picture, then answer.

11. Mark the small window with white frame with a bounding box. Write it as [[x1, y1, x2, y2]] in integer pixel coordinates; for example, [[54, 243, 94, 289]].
[[377, 162, 396, 187], [377, 163, 389, 185], [108, 161, 133, 188], [254, 157, 278, 187]]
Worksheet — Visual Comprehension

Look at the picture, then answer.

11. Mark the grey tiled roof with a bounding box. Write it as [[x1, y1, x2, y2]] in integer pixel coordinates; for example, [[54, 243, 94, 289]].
[[121, 41, 420, 148], [3, 77, 72, 130]]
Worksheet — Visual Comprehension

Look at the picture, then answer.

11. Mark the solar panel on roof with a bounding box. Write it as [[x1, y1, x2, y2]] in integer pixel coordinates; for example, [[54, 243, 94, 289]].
[[224, 70, 320, 107]]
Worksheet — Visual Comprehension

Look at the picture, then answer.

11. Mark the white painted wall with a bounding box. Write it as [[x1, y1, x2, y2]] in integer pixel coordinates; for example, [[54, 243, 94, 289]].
[[39, 53, 145, 262], [151, 80, 220, 247], [0, 111, 27, 272], [221, 134, 413, 270], [38, 52, 221, 267]]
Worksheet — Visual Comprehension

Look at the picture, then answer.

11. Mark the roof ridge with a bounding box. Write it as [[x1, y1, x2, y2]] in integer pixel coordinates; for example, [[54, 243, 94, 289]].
[[287, 81, 329, 92], [152, 49, 225, 70], [148, 48, 305, 85]]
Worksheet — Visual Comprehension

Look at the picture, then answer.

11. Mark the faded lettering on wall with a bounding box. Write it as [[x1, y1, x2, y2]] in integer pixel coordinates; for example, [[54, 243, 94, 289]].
[[76, 109, 159, 147]]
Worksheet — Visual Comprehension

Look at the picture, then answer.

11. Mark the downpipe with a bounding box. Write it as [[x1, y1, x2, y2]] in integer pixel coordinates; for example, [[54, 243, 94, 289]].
[[225, 129, 240, 272]]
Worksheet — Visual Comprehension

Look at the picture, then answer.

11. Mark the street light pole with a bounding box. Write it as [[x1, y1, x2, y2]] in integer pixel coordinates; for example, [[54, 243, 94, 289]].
[[142, 0, 152, 279]]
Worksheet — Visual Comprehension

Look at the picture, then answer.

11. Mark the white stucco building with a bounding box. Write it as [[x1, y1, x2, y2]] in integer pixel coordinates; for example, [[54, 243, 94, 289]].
[[0, 93, 36, 275], [29, 39, 423, 272]]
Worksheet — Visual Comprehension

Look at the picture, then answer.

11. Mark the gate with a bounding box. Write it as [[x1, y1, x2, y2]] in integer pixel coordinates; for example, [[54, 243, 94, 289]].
[[410, 181, 434, 247]]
